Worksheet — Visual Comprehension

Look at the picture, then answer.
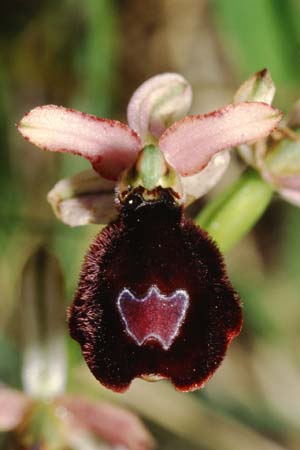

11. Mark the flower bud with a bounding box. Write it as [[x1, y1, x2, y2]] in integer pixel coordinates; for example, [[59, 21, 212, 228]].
[[234, 69, 276, 168], [234, 68, 275, 105]]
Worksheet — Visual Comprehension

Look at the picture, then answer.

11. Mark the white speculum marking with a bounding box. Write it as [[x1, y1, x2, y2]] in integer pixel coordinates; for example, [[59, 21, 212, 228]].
[[117, 285, 189, 350]]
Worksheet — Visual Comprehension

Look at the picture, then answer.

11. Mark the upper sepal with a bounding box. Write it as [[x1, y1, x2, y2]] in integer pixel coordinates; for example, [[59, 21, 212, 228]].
[[17, 105, 142, 180], [127, 73, 192, 143]]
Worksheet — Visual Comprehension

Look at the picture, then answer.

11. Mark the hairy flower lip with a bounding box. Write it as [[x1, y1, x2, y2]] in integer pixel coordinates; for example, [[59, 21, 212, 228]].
[[69, 188, 242, 393], [103, 315, 242, 393]]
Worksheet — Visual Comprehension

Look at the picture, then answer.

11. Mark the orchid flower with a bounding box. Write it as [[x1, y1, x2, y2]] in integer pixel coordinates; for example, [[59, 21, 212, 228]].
[[0, 248, 154, 450], [17, 73, 282, 393], [0, 387, 154, 450], [234, 69, 300, 207]]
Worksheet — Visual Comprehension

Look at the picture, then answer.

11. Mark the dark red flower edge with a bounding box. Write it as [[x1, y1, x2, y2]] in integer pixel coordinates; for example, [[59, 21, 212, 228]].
[[69, 188, 242, 392]]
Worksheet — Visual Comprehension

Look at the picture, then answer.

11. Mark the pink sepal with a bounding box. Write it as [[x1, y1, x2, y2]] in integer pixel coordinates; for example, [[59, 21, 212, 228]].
[[159, 102, 282, 176], [0, 387, 32, 431], [58, 395, 155, 450], [18, 105, 142, 180]]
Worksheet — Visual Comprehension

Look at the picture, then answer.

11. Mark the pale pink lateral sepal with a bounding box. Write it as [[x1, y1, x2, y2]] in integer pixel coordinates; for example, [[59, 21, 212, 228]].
[[159, 102, 282, 176], [0, 387, 32, 431], [127, 73, 192, 142], [58, 396, 155, 450], [18, 105, 142, 180]]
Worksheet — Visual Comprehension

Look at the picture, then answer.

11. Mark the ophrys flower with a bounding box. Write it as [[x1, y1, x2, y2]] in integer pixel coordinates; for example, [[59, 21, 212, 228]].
[[17, 73, 282, 392]]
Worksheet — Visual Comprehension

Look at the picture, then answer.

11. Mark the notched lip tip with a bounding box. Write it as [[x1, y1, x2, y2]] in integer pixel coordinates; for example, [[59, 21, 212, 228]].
[[100, 372, 215, 393], [100, 379, 132, 394], [172, 376, 209, 393]]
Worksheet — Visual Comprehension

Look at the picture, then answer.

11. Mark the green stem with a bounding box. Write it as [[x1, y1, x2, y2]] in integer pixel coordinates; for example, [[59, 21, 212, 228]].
[[195, 169, 274, 253]]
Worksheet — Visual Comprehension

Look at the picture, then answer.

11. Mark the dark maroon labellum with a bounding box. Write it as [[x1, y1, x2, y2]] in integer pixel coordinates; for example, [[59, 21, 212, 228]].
[[69, 188, 242, 392]]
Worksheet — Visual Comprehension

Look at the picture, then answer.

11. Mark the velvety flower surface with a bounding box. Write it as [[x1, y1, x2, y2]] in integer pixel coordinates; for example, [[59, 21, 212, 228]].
[[17, 72, 282, 392], [69, 187, 242, 392]]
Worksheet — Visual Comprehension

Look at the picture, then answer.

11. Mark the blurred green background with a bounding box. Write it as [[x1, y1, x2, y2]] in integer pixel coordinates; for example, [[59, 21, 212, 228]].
[[0, 0, 300, 449]]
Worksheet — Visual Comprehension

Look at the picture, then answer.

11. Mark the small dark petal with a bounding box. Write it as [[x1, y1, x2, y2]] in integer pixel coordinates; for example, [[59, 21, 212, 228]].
[[69, 189, 242, 392]]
